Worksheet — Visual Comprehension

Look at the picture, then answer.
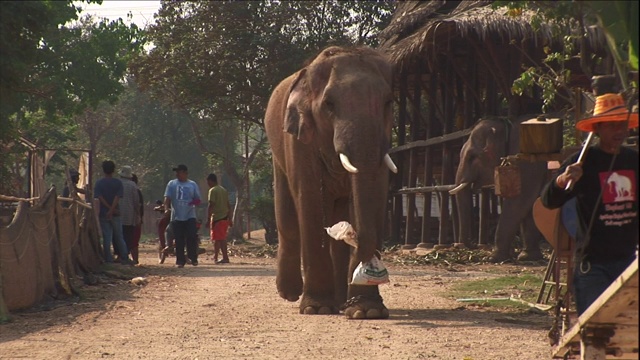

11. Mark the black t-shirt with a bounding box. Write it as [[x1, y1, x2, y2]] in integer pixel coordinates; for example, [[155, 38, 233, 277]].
[[541, 146, 639, 262]]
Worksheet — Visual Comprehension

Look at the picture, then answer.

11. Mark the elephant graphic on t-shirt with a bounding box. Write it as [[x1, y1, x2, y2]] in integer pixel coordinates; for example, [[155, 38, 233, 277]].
[[607, 172, 634, 202]]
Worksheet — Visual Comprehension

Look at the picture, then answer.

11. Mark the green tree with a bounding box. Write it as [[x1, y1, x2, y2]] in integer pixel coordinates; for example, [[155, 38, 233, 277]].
[[0, 1, 145, 195], [132, 0, 394, 239], [71, 79, 205, 205], [498, 1, 637, 108]]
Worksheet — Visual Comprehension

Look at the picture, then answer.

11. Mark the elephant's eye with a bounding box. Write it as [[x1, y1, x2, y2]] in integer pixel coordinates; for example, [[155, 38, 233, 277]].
[[324, 99, 335, 112]]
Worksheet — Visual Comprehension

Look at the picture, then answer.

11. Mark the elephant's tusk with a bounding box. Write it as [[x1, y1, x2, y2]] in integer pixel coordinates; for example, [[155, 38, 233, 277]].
[[384, 154, 398, 173], [449, 182, 469, 195], [339, 153, 359, 173]]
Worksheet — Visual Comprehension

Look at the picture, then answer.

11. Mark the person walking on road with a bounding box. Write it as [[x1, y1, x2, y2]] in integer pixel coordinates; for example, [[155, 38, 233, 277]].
[[164, 164, 201, 268], [207, 173, 233, 264]]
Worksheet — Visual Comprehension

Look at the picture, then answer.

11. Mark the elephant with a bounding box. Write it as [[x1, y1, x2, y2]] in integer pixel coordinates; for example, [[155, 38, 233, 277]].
[[449, 115, 549, 262], [606, 172, 633, 201], [264, 46, 397, 319]]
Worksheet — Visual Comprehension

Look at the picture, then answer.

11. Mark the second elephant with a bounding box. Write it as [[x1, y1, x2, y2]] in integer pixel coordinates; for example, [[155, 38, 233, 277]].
[[450, 115, 549, 262]]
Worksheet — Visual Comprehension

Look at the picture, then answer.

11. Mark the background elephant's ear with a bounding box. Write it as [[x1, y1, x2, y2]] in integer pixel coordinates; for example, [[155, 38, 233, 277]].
[[284, 69, 315, 144]]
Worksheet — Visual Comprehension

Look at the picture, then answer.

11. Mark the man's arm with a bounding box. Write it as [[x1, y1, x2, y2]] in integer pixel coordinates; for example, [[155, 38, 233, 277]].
[[163, 196, 171, 212], [163, 180, 172, 218], [110, 196, 120, 216], [98, 196, 111, 210], [188, 182, 202, 206], [541, 155, 580, 209], [207, 202, 214, 227]]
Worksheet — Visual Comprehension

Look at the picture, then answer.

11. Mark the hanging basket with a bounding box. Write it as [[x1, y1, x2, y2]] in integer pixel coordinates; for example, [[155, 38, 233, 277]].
[[494, 159, 521, 198]]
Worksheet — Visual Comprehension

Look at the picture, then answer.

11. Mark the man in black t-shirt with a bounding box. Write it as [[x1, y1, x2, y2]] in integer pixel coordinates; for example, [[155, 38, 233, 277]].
[[541, 92, 638, 315]]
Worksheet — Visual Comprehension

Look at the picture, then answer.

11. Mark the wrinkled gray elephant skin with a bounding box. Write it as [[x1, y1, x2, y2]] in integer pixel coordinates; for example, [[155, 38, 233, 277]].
[[264, 46, 396, 319], [453, 116, 548, 262]]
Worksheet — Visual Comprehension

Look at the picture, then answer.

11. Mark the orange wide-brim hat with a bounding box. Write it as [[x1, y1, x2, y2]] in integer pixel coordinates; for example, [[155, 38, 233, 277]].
[[576, 93, 639, 132]]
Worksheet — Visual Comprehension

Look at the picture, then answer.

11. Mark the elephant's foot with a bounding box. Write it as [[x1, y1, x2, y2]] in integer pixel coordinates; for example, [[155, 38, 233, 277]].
[[341, 294, 389, 320], [488, 250, 514, 263], [517, 250, 544, 262], [276, 271, 303, 302], [299, 295, 339, 315]]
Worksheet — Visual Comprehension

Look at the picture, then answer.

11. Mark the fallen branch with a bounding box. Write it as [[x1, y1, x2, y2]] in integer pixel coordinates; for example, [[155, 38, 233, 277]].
[[456, 296, 552, 311], [0, 194, 40, 202]]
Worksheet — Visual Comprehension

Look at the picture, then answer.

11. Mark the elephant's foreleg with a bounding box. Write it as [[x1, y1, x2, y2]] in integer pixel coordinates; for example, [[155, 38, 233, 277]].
[[274, 167, 303, 302], [295, 177, 338, 315], [299, 226, 338, 314], [341, 180, 389, 320], [517, 211, 545, 261], [490, 198, 523, 262], [344, 259, 389, 319]]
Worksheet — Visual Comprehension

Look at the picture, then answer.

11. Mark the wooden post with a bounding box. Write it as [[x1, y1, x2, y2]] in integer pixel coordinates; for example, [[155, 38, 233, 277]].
[[436, 145, 452, 249], [464, 49, 476, 129], [403, 149, 417, 249], [435, 58, 454, 249], [418, 70, 435, 249], [392, 70, 408, 244], [398, 70, 407, 145], [418, 148, 434, 248]]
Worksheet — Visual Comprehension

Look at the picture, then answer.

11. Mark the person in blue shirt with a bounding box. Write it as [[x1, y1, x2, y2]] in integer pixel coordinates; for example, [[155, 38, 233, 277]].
[[163, 164, 202, 267]]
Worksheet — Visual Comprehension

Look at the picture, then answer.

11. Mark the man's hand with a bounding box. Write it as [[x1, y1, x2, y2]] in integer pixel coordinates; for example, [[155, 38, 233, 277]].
[[556, 162, 583, 189]]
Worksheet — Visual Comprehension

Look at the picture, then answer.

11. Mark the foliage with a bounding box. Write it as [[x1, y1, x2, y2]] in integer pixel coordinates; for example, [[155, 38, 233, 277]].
[[250, 195, 278, 245], [496, 1, 638, 115], [72, 79, 206, 202], [132, 0, 395, 239], [0, 0, 145, 196], [585, 1, 638, 72]]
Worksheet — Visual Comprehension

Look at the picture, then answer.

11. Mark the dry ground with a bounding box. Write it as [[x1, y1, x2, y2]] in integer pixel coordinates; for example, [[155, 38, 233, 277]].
[[0, 232, 554, 360]]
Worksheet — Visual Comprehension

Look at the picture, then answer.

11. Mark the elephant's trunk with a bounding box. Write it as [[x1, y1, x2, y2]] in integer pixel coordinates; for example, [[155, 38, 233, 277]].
[[350, 172, 388, 263], [454, 184, 473, 247]]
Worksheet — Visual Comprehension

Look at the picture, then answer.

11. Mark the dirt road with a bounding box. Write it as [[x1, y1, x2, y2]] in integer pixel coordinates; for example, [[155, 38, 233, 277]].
[[0, 243, 552, 360]]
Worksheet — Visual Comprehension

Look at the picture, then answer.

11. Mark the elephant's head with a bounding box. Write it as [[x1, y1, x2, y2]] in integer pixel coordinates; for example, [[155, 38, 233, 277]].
[[451, 118, 508, 194], [283, 46, 397, 262]]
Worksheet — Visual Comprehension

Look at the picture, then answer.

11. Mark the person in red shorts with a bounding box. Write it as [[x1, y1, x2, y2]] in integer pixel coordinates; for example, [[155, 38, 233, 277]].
[[206, 173, 233, 264]]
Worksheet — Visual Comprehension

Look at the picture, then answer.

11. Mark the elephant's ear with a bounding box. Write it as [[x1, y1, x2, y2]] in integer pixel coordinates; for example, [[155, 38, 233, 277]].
[[284, 69, 315, 145]]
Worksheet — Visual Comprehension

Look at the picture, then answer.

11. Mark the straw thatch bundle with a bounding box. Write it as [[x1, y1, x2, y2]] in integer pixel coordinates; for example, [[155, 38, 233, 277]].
[[379, 1, 606, 73]]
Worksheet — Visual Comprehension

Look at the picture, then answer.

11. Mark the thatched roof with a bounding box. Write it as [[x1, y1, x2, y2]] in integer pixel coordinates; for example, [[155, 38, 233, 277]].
[[379, 1, 606, 72]]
